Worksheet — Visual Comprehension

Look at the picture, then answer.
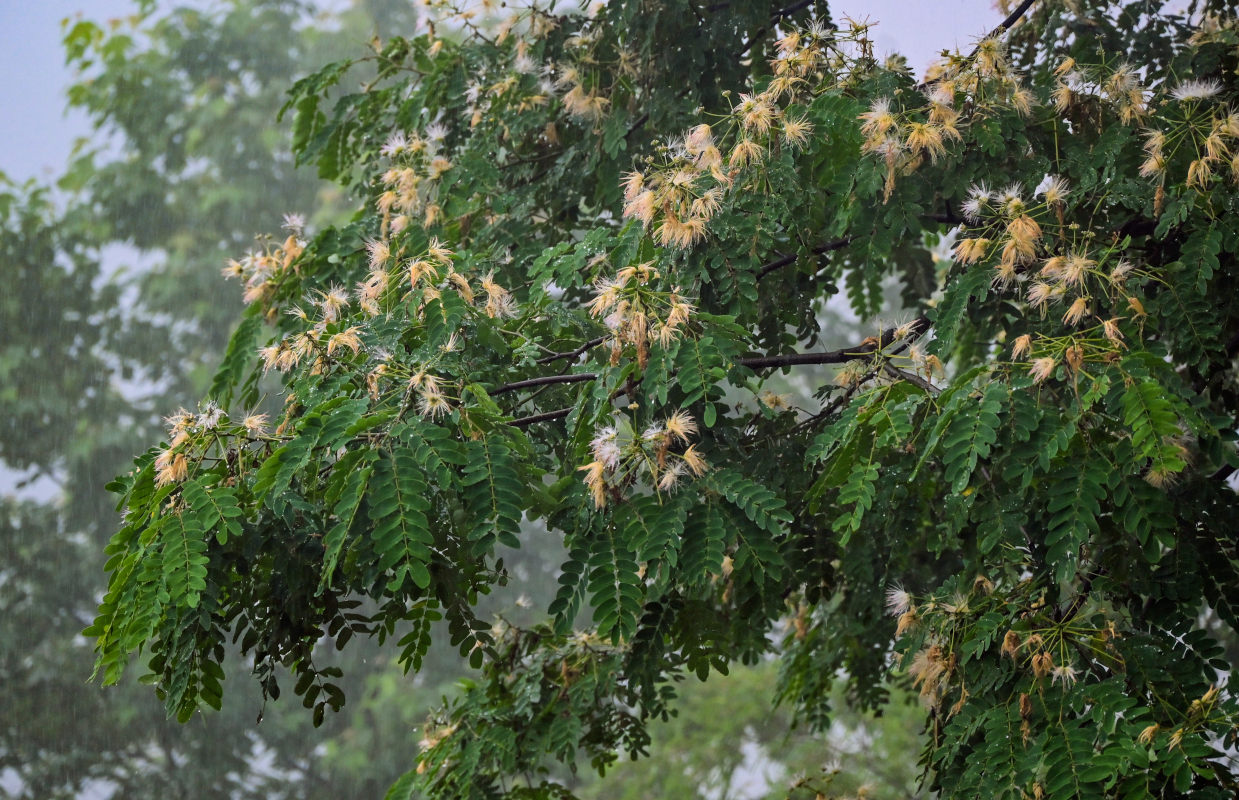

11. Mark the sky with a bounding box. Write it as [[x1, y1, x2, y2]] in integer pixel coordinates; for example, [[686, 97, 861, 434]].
[[0, 0, 1003, 184], [0, 1, 135, 183]]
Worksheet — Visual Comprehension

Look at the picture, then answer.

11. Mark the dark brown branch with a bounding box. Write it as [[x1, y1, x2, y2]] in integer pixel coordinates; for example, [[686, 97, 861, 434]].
[[739, 316, 929, 369], [738, 0, 816, 57], [884, 363, 939, 394], [738, 350, 864, 369], [756, 236, 852, 279], [499, 316, 931, 423], [491, 373, 596, 395], [510, 406, 574, 427], [980, 0, 1038, 45], [536, 336, 607, 365]]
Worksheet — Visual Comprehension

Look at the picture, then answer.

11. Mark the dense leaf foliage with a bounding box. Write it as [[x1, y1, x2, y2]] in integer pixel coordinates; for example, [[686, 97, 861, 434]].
[[92, 0, 1239, 797]]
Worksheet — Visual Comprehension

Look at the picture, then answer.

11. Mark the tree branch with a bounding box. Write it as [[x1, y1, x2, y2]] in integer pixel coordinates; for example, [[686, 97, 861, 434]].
[[510, 406, 574, 427], [980, 0, 1038, 45], [738, 0, 816, 57], [756, 236, 852, 279], [536, 336, 606, 365], [491, 372, 596, 395], [884, 363, 939, 394], [499, 316, 931, 423]]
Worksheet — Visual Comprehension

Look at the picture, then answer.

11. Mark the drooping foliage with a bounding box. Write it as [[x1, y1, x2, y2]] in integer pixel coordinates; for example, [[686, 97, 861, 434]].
[[91, 0, 1239, 797], [1, 3, 460, 798]]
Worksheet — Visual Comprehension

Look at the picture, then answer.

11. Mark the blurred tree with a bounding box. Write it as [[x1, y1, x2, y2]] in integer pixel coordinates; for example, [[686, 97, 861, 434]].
[[0, 2, 443, 798]]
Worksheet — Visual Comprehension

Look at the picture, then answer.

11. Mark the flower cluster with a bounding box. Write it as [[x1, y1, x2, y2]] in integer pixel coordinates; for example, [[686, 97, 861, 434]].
[[1140, 90, 1239, 191], [888, 578, 1125, 725], [153, 403, 269, 487], [586, 262, 695, 368], [618, 23, 837, 248], [376, 127, 454, 236], [220, 217, 306, 315], [1050, 58, 1148, 125], [863, 38, 1035, 200], [578, 411, 709, 508]]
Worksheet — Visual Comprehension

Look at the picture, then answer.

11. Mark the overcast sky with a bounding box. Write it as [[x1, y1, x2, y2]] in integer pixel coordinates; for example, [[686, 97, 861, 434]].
[[0, 0, 1001, 183]]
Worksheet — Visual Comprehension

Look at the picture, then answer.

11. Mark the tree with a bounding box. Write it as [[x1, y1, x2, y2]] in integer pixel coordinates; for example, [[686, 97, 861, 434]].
[[1, 2, 448, 797], [89, 0, 1239, 797]]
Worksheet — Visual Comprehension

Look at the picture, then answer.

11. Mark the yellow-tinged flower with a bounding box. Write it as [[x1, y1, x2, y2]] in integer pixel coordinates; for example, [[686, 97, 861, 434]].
[[1037, 175, 1070, 206], [154, 450, 189, 487], [1062, 296, 1089, 326], [1031, 650, 1054, 678], [683, 123, 714, 156], [1064, 344, 1085, 373], [426, 238, 453, 264], [408, 258, 436, 288], [365, 238, 391, 269], [664, 410, 697, 444], [1029, 356, 1056, 383], [736, 92, 777, 135], [243, 414, 269, 436], [1012, 334, 1032, 359], [1103, 318, 1125, 347], [954, 237, 989, 265], [623, 189, 657, 226], [1139, 152, 1167, 179], [418, 389, 452, 419], [427, 155, 453, 180], [681, 444, 709, 476], [782, 115, 813, 149], [905, 122, 946, 163], [1026, 281, 1062, 310], [1001, 630, 1021, 659], [621, 170, 645, 202], [728, 138, 764, 169], [319, 285, 350, 323], [1138, 723, 1160, 746], [447, 271, 475, 303], [655, 214, 707, 249], [326, 327, 364, 356], [1187, 158, 1213, 190], [561, 84, 609, 120], [858, 97, 897, 139], [1007, 214, 1042, 245], [578, 460, 608, 508]]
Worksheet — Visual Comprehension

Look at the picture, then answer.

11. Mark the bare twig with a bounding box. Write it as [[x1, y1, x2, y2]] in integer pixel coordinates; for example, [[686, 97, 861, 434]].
[[536, 336, 607, 365], [756, 237, 853, 279], [491, 373, 596, 395], [510, 406, 574, 427]]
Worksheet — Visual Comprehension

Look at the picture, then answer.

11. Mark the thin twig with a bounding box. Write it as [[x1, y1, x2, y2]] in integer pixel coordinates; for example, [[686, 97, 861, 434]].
[[536, 336, 607, 365], [979, 0, 1038, 46], [491, 373, 596, 395], [500, 317, 932, 425], [510, 406, 574, 427], [738, 0, 816, 57], [884, 363, 940, 394], [756, 236, 852, 279]]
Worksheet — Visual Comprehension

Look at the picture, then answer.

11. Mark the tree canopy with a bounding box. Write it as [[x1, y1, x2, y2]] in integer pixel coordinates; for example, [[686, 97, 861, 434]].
[[89, 0, 1239, 797]]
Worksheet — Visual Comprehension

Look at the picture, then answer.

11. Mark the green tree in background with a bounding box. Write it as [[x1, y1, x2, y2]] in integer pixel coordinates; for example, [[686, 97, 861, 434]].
[[70, 0, 1239, 797], [1, 2, 443, 797]]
